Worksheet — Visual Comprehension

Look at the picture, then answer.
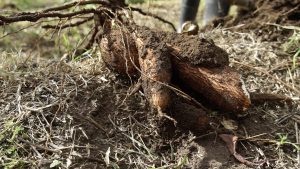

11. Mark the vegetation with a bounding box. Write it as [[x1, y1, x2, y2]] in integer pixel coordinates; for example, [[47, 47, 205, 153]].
[[0, 0, 299, 168]]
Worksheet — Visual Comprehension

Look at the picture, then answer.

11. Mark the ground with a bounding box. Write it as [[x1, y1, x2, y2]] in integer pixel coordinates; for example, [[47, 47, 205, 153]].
[[0, 0, 300, 169]]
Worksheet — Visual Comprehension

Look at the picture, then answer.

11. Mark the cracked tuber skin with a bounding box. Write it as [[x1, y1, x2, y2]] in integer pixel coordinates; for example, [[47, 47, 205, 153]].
[[136, 36, 172, 113], [99, 23, 251, 116], [100, 29, 139, 76]]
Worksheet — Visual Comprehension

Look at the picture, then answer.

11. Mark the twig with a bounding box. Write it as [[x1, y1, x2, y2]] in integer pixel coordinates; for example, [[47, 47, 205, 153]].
[[276, 113, 295, 124], [24, 102, 58, 112], [239, 133, 268, 141], [48, 143, 97, 150], [76, 113, 108, 136], [82, 25, 100, 50], [42, 16, 94, 29], [295, 122, 300, 166], [130, 7, 176, 31], [249, 92, 293, 104], [42, 0, 111, 13], [242, 138, 277, 144], [232, 60, 300, 96], [128, 78, 142, 96], [266, 23, 300, 31], [281, 4, 300, 16], [0, 0, 176, 33], [191, 132, 216, 142], [0, 9, 103, 25], [69, 26, 96, 58], [16, 84, 22, 117], [157, 107, 177, 125], [18, 138, 61, 153], [269, 60, 300, 72], [0, 21, 43, 39]]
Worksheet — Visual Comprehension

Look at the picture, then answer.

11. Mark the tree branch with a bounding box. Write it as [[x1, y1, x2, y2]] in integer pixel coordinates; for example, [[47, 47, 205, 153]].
[[0, 0, 176, 32], [0, 9, 101, 25], [42, 0, 111, 13], [130, 7, 176, 31]]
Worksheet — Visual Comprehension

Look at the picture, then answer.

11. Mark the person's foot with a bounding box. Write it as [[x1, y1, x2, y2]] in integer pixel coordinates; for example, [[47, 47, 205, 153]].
[[229, 0, 256, 10], [203, 0, 230, 26], [180, 21, 199, 35]]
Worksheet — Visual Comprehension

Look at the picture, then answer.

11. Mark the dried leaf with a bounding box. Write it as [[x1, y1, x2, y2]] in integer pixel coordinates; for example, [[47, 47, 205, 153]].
[[221, 119, 238, 131], [219, 134, 265, 167]]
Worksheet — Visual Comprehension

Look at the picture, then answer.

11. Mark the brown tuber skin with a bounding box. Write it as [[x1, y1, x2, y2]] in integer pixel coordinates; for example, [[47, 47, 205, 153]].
[[136, 37, 172, 113], [173, 61, 251, 112], [99, 24, 251, 116], [100, 29, 139, 76]]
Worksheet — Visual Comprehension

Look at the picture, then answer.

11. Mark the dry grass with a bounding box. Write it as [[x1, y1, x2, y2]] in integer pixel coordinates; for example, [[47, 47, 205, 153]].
[[1, 0, 300, 169], [0, 52, 202, 168], [204, 25, 300, 168], [207, 26, 300, 96]]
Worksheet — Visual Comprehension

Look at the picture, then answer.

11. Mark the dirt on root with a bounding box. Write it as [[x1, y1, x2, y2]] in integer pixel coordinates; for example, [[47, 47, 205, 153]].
[[1, 0, 300, 168], [132, 0, 300, 168], [136, 26, 229, 67]]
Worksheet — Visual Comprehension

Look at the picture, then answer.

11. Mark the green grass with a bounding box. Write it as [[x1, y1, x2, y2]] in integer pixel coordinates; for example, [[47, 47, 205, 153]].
[[268, 24, 300, 69], [275, 134, 300, 152], [282, 28, 300, 69], [0, 0, 95, 59], [0, 120, 29, 169], [292, 48, 300, 69]]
